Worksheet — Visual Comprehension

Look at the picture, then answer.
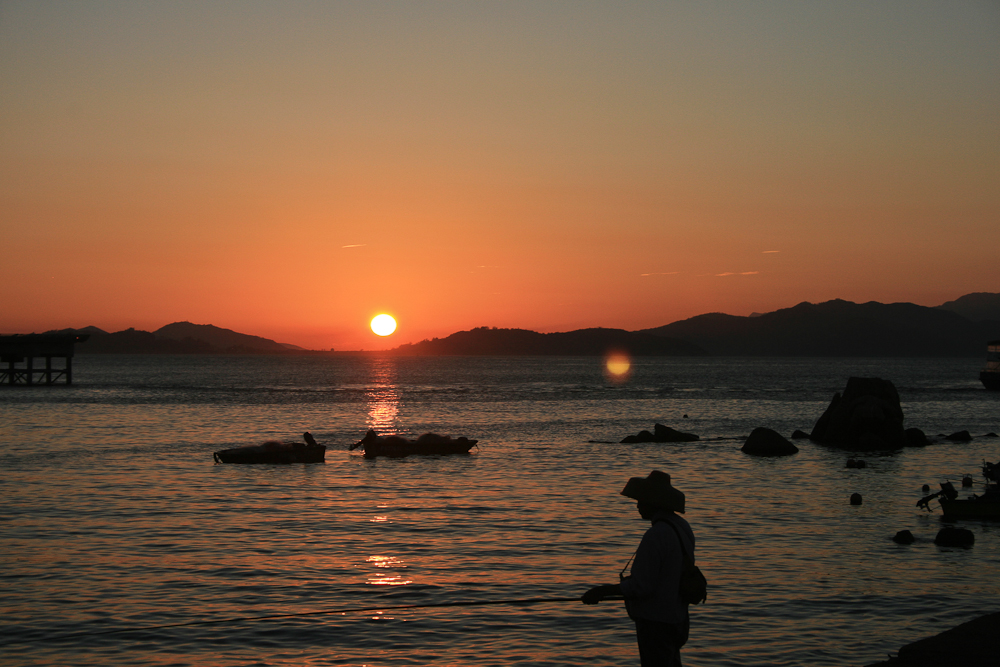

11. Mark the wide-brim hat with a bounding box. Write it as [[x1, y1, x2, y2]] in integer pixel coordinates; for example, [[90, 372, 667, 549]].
[[620, 470, 685, 513]]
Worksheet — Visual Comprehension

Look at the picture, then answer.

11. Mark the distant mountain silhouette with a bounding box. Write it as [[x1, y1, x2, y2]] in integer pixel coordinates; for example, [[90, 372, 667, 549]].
[[38, 292, 1000, 356], [642, 299, 999, 356], [936, 293, 1000, 323], [391, 327, 706, 356], [48, 323, 299, 355], [154, 322, 291, 352]]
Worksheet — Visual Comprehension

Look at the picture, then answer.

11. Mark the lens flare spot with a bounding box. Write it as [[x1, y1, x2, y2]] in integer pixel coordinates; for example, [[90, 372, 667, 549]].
[[370, 314, 397, 336], [605, 351, 632, 383]]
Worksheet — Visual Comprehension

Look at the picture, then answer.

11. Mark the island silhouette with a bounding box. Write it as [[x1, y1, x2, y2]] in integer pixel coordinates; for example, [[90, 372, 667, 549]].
[[36, 293, 1000, 357]]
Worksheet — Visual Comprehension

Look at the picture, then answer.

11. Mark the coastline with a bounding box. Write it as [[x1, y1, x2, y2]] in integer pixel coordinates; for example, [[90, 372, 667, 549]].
[[864, 610, 1000, 667]]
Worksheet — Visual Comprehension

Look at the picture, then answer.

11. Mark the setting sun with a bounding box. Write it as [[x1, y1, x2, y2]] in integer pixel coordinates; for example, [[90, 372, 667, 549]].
[[604, 351, 632, 383], [370, 314, 397, 337]]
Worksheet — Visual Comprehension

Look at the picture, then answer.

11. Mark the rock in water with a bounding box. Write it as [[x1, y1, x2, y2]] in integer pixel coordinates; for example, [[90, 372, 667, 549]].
[[653, 423, 700, 442], [741, 427, 799, 456], [621, 424, 699, 443], [893, 530, 915, 544], [934, 527, 974, 547], [810, 377, 906, 450], [904, 427, 931, 447]]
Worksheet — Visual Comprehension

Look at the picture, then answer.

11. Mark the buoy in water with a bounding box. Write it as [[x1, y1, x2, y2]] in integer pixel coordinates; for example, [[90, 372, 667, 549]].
[[850, 493, 863, 505]]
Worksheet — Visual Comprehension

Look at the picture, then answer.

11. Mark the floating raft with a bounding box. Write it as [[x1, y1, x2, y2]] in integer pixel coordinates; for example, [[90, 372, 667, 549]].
[[352, 429, 478, 459], [214, 432, 326, 464]]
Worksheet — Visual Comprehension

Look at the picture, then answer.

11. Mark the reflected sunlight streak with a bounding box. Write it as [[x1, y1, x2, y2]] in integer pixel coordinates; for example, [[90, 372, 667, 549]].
[[365, 357, 401, 433], [366, 555, 411, 586]]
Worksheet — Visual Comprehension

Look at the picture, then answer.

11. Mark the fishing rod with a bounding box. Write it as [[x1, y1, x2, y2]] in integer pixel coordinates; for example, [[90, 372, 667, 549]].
[[2, 595, 623, 646]]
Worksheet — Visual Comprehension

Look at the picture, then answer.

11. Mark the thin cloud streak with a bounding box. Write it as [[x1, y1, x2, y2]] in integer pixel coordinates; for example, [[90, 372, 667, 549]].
[[342, 244, 367, 248]]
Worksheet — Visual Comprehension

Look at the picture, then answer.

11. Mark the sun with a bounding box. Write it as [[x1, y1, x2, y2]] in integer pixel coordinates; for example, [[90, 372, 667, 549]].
[[604, 350, 632, 383], [370, 314, 397, 336]]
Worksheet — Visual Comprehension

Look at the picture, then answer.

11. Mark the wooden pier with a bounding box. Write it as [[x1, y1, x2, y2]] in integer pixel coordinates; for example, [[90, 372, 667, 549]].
[[0, 334, 89, 386]]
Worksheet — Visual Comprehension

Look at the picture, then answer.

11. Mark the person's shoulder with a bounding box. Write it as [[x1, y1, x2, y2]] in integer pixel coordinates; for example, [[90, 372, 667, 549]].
[[658, 513, 694, 539]]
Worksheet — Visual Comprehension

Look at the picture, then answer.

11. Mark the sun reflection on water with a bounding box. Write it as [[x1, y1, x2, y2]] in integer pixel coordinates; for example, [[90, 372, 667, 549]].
[[365, 356, 400, 433], [365, 555, 411, 586]]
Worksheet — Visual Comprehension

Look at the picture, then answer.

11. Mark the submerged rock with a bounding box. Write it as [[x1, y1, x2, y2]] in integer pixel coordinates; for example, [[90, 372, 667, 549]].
[[791, 429, 811, 440], [810, 377, 906, 450], [621, 423, 699, 443], [850, 493, 863, 505], [893, 530, 915, 544], [945, 430, 973, 442], [741, 427, 798, 456]]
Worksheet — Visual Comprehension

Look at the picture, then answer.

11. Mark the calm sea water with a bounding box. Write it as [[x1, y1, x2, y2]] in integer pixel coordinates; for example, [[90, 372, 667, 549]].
[[2, 355, 998, 667]]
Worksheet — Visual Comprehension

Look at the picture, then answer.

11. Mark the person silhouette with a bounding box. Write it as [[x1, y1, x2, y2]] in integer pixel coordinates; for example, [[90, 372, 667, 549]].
[[583, 470, 695, 666]]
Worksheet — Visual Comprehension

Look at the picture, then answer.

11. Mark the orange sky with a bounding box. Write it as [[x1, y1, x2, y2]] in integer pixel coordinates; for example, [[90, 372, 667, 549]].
[[2, 1, 998, 350]]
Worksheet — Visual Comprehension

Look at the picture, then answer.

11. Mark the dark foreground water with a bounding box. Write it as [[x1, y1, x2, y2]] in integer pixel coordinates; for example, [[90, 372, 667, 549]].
[[1, 355, 998, 666]]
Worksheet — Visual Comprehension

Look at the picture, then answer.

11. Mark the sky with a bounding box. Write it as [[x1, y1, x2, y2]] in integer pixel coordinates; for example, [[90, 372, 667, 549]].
[[2, 1, 998, 350]]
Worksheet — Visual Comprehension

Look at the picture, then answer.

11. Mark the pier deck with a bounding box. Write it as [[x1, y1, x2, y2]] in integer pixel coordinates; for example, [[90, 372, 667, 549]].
[[0, 334, 89, 385]]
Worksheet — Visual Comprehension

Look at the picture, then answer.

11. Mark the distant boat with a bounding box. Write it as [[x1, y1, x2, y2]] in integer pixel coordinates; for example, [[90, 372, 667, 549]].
[[981, 340, 1000, 390], [352, 429, 478, 459], [214, 432, 326, 464]]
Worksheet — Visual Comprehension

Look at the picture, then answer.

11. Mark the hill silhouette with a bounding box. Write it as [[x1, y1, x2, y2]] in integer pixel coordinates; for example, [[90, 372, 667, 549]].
[[154, 322, 293, 352], [47, 323, 300, 355], [38, 292, 1000, 356], [642, 299, 999, 356], [936, 292, 1000, 323], [391, 327, 706, 356]]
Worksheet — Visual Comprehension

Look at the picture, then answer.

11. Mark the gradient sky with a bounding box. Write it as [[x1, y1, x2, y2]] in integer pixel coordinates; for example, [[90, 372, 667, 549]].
[[2, 1, 998, 350]]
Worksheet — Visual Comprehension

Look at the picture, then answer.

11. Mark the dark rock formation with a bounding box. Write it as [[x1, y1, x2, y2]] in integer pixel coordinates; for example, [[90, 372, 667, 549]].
[[850, 493, 863, 505], [904, 428, 930, 447], [810, 377, 906, 450], [740, 427, 798, 456], [945, 430, 972, 442], [985, 432, 999, 438], [790, 429, 810, 439], [621, 423, 699, 443], [934, 527, 975, 547], [892, 530, 915, 544], [864, 610, 1000, 667]]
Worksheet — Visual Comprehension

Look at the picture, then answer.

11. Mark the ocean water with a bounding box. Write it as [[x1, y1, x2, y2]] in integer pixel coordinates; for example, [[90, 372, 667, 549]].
[[1, 354, 998, 667]]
